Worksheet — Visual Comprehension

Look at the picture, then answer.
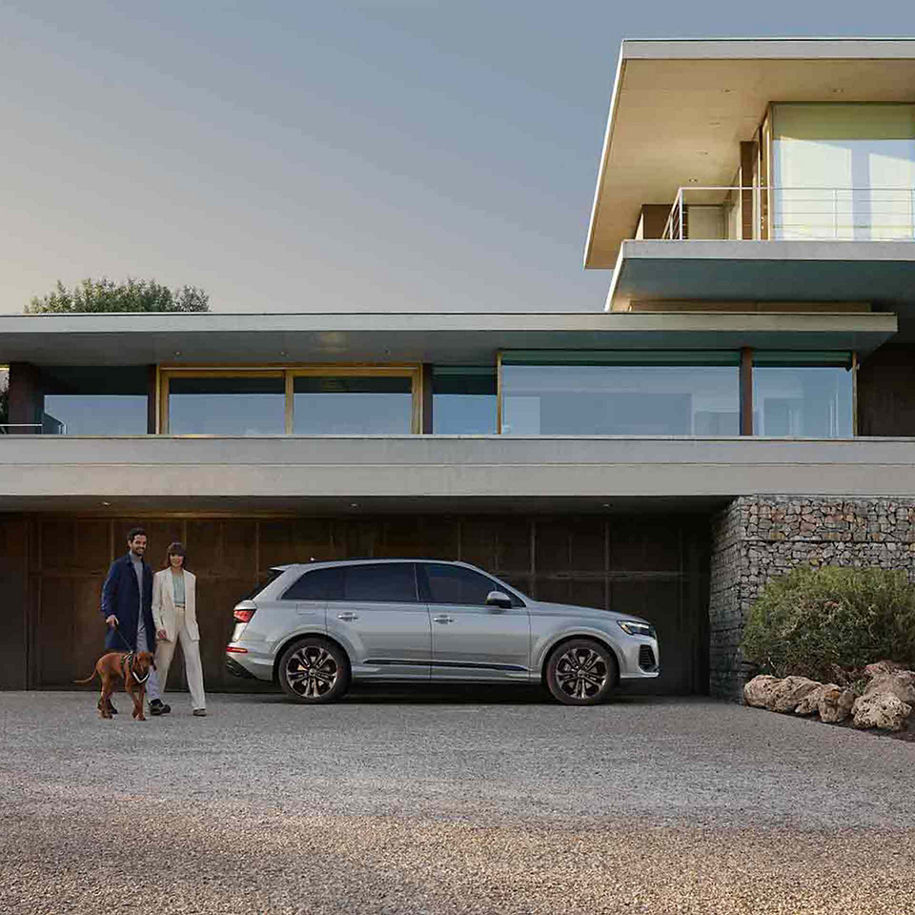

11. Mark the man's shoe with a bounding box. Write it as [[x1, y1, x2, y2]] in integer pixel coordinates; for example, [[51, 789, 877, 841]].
[[193, 708, 207, 717], [149, 699, 171, 716]]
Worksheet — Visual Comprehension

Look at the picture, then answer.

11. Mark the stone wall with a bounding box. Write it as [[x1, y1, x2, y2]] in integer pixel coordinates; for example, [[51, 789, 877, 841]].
[[709, 496, 915, 699]]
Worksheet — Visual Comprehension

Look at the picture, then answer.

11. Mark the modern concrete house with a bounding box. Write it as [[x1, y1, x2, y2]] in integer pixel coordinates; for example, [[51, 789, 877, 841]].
[[2, 38, 915, 698]]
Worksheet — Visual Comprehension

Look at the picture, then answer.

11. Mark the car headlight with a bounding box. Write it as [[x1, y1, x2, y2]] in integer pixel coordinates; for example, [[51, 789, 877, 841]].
[[617, 620, 655, 638]]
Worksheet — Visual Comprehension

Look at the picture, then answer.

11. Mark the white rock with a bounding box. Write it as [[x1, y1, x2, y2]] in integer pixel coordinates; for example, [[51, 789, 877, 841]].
[[744, 675, 780, 709], [770, 676, 822, 713], [795, 683, 832, 716], [852, 693, 913, 731], [818, 686, 855, 723], [861, 670, 915, 706]]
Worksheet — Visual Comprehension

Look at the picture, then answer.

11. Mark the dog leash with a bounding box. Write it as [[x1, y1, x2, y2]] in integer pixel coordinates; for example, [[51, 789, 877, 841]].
[[109, 621, 150, 683]]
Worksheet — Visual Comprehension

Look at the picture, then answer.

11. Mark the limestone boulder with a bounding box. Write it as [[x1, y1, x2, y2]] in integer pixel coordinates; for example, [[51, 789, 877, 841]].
[[852, 693, 912, 732], [795, 683, 832, 716], [744, 675, 781, 709], [861, 670, 915, 706], [769, 676, 823, 713], [818, 685, 856, 723], [863, 660, 905, 678]]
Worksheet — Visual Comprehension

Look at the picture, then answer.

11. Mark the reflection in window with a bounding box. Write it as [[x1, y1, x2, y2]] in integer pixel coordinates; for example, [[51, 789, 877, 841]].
[[168, 375, 285, 435], [772, 103, 915, 240], [422, 562, 515, 606], [753, 353, 853, 438], [432, 367, 497, 433], [501, 352, 739, 436], [293, 376, 412, 434], [41, 366, 148, 435]]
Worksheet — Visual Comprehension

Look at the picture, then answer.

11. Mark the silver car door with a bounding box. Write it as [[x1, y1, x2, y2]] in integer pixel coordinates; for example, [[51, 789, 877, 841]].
[[420, 563, 531, 681], [325, 562, 431, 681]]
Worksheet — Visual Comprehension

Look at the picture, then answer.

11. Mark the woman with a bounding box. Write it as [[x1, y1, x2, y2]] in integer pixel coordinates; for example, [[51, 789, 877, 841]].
[[152, 542, 207, 716]]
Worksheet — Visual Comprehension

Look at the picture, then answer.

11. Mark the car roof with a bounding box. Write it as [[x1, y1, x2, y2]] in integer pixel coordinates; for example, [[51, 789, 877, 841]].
[[270, 558, 482, 573]]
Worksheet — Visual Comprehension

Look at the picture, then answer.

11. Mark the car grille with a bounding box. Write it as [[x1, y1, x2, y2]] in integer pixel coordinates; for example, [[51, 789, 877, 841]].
[[638, 645, 657, 671]]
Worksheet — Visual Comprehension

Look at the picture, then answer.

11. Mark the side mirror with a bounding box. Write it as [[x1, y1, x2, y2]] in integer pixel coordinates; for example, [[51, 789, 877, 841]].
[[485, 590, 512, 609]]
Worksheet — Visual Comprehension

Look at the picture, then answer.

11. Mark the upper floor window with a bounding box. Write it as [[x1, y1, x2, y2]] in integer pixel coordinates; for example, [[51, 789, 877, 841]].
[[432, 367, 497, 434], [500, 351, 740, 436], [41, 366, 148, 435], [772, 103, 915, 241]]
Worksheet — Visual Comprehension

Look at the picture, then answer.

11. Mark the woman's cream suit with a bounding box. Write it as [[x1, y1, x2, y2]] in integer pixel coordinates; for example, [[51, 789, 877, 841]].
[[152, 569, 206, 711]]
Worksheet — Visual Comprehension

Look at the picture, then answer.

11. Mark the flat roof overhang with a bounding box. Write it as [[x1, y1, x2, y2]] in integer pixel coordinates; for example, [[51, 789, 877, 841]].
[[585, 38, 915, 268], [608, 240, 909, 344], [4, 436, 915, 513], [0, 310, 897, 364]]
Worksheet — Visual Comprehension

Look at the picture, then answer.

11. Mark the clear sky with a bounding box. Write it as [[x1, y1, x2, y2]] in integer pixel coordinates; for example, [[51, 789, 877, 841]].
[[0, 0, 912, 314]]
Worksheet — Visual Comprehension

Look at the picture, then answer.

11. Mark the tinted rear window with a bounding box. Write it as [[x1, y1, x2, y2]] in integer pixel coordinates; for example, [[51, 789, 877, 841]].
[[339, 563, 418, 603], [239, 569, 284, 601], [282, 567, 344, 601]]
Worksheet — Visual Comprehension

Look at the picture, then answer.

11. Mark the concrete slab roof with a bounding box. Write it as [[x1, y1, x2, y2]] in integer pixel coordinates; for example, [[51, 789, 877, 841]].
[[585, 38, 915, 268], [0, 310, 898, 364]]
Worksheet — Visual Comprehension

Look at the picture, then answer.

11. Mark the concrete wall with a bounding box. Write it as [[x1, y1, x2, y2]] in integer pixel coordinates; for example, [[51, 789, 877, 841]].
[[709, 495, 915, 698]]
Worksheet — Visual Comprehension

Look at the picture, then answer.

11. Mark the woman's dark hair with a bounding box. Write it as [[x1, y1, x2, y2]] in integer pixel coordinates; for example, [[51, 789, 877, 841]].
[[163, 541, 188, 570]]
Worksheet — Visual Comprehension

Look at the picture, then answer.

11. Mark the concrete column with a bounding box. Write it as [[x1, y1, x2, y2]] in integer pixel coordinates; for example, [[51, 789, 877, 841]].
[[8, 362, 42, 434], [739, 348, 753, 436], [739, 141, 758, 240], [147, 365, 158, 434]]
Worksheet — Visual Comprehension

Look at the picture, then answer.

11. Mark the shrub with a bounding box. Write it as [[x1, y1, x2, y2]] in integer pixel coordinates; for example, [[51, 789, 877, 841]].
[[741, 565, 915, 681]]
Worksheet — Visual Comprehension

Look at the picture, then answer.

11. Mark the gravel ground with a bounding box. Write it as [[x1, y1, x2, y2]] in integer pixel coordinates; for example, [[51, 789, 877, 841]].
[[1, 688, 913, 914]]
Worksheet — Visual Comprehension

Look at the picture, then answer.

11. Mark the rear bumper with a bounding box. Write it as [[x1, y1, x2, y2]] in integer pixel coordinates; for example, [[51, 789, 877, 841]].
[[225, 644, 274, 681]]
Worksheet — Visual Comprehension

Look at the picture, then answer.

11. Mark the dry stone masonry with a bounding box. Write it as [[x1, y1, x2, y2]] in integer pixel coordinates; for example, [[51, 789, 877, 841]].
[[709, 496, 915, 699]]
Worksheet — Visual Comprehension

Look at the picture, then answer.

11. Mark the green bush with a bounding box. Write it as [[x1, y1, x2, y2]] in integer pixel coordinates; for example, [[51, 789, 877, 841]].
[[741, 565, 915, 681]]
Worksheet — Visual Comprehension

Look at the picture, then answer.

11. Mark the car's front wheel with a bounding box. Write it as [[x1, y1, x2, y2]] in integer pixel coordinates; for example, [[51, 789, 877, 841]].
[[278, 637, 350, 704], [545, 638, 616, 706]]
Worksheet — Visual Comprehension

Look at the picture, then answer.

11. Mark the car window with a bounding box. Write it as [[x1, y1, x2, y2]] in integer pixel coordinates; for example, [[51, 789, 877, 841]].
[[239, 568, 284, 601], [282, 567, 344, 601], [340, 563, 418, 603], [421, 563, 521, 607]]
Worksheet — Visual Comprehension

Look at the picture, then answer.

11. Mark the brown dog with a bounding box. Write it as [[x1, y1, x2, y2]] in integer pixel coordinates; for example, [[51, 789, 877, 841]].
[[74, 651, 157, 720]]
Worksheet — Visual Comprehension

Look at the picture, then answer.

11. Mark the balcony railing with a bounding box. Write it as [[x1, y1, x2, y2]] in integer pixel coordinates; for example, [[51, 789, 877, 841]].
[[661, 186, 915, 242]]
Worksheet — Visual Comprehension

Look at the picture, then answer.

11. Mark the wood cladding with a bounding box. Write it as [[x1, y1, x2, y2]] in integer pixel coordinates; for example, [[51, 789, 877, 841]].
[[9, 512, 711, 696]]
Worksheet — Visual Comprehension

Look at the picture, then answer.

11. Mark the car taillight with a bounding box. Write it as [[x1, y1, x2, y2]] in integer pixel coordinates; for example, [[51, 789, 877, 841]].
[[234, 608, 256, 623]]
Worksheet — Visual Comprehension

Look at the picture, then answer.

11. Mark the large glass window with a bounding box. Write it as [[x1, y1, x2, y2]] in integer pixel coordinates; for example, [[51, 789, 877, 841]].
[[772, 104, 915, 240], [293, 375, 413, 434], [500, 352, 740, 436], [753, 352, 853, 438], [432, 367, 497, 433], [41, 367, 148, 435], [420, 562, 522, 607], [167, 375, 285, 435]]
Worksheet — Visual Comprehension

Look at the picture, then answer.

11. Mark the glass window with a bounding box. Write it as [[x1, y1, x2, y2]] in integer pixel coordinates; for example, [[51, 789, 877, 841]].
[[432, 367, 497, 433], [421, 562, 519, 607], [41, 367, 148, 435], [167, 375, 285, 435], [340, 563, 418, 603], [772, 103, 915, 240], [293, 376, 413, 434], [753, 353, 853, 438], [283, 567, 344, 601], [501, 352, 739, 436]]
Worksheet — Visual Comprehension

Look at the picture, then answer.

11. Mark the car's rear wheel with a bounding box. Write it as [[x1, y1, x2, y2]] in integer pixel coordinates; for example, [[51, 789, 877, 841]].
[[545, 638, 616, 706], [278, 637, 350, 704]]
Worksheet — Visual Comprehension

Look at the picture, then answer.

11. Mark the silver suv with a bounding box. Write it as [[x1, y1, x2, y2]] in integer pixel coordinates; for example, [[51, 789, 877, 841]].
[[225, 559, 659, 705]]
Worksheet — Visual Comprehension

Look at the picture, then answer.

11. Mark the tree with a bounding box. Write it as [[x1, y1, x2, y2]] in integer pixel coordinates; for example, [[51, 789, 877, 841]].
[[25, 278, 209, 314]]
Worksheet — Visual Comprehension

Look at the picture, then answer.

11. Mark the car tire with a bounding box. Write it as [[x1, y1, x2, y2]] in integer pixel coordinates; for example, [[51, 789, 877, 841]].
[[545, 638, 616, 706], [278, 637, 350, 704]]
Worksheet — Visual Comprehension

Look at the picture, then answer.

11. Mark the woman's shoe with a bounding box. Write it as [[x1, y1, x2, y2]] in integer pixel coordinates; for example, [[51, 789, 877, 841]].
[[193, 708, 207, 717]]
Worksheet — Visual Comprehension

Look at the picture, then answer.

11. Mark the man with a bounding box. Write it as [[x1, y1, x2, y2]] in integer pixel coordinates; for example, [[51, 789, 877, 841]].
[[100, 527, 170, 716]]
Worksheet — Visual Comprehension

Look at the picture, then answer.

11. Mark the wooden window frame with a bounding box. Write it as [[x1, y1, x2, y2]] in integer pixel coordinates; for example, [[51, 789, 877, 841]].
[[157, 364, 423, 435]]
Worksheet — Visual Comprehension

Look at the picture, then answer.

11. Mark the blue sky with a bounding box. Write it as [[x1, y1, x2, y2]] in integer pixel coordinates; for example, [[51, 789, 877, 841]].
[[0, 0, 912, 314]]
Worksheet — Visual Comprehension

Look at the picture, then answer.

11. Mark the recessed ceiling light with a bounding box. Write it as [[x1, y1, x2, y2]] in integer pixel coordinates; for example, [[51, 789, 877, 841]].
[[101, 501, 111, 506], [350, 502, 359, 508], [688, 177, 700, 184], [174, 351, 181, 357]]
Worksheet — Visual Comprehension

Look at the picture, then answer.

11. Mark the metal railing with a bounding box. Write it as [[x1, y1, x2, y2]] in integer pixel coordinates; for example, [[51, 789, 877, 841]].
[[661, 186, 915, 242]]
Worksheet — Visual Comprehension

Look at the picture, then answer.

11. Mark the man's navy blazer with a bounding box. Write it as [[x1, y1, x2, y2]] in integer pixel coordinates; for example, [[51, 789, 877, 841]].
[[100, 553, 155, 652]]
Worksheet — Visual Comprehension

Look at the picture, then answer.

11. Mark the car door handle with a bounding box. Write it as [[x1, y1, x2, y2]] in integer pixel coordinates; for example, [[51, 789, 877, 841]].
[[433, 615, 454, 624], [337, 612, 359, 621]]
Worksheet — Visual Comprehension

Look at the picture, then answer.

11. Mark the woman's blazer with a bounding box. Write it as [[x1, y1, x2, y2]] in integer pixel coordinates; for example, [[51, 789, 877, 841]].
[[152, 569, 199, 642]]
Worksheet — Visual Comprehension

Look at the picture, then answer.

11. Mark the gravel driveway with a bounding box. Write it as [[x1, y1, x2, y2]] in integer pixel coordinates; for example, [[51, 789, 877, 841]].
[[1, 688, 913, 914]]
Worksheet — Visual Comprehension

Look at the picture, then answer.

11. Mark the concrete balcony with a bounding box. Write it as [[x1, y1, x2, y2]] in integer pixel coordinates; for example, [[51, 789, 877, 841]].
[[3, 434, 915, 513]]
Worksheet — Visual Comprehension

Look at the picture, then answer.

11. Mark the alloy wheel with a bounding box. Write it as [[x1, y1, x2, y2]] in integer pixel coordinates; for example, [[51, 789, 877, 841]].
[[284, 645, 339, 699], [553, 645, 609, 701]]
